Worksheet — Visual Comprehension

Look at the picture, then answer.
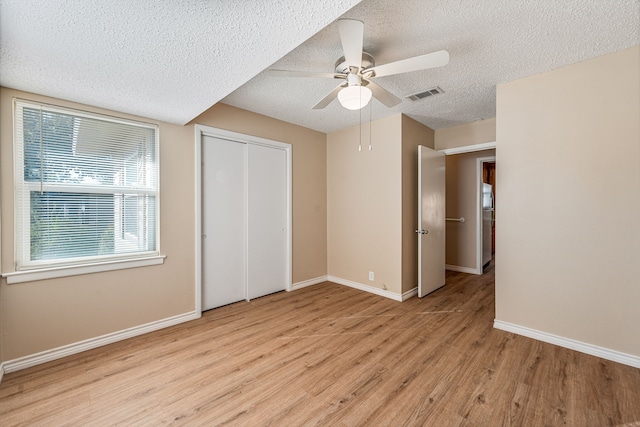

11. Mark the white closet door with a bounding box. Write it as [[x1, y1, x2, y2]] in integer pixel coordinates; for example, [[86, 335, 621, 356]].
[[247, 144, 287, 299], [201, 136, 247, 310]]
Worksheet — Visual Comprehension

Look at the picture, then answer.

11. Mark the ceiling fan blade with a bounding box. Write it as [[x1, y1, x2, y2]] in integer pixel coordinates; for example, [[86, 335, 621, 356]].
[[337, 19, 364, 70], [365, 81, 402, 107], [368, 50, 449, 78], [312, 84, 345, 109], [269, 69, 342, 79]]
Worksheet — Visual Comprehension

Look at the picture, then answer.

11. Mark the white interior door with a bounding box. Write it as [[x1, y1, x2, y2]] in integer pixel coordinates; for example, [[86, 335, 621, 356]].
[[247, 144, 287, 299], [418, 145, 446, 297], [201, 136, 247, 310]]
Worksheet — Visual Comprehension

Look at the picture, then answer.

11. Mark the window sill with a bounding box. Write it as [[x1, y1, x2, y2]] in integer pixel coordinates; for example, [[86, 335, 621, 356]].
[[2, 255, 166, 284]]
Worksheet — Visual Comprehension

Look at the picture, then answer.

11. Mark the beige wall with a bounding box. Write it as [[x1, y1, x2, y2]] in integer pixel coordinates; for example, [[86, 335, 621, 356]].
[[445, 149, 495, 270], [495, 45, 640, 356], [327, 114, 403, 294], [435, 118, 496, 151], [0, 88, 196, 361], [327, 114, 434, 296], [401, 116, 434, 293], [192, 104, 327, 283], [0, 92, 328, 362]]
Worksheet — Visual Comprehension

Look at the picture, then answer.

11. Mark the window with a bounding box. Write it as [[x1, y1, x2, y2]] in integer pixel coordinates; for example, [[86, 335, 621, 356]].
[[13, 99, 159, 271]]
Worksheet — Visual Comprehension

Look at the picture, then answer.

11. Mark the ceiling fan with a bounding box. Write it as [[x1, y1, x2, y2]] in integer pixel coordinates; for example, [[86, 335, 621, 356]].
[[269, 19, 449, 111]]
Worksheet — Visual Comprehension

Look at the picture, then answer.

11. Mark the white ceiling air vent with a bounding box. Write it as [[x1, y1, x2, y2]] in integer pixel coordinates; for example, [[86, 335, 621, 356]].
[[406, 86, 444, 101]]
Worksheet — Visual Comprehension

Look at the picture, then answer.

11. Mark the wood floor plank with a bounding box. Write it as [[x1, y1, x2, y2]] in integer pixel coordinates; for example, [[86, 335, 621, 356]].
[[2, 263, 639, 426]]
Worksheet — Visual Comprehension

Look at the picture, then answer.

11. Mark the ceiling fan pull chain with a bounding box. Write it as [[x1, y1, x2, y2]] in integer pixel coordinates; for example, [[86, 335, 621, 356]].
[[359, 87, 363, 152], [368, 99, 372, 151]]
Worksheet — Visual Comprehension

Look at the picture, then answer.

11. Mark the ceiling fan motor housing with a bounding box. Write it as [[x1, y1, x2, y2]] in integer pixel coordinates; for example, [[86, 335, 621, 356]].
[[335, 52, 375, 74]]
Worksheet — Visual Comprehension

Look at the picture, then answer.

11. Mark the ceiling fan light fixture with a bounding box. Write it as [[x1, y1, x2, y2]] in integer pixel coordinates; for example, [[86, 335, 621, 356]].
[[338, 85, 372, 110]]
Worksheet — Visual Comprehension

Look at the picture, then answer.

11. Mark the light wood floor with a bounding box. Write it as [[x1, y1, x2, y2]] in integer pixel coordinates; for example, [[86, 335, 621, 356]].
[[1, 264, 639, 426]]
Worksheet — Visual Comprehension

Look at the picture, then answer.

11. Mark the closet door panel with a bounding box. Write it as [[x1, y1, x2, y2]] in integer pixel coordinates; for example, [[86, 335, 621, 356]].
[[247, 144, 287, 299], [201, 136, 247, 310]]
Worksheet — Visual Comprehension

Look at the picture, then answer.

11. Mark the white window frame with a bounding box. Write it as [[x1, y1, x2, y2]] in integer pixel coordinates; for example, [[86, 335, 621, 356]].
[[3, 99, 164, 284]]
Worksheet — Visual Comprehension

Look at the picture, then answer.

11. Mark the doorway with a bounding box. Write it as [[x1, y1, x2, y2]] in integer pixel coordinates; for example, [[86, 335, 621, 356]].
[[483, 161, 496, 260], [441, 144, 496, 275], [477, 156, 496, 272]]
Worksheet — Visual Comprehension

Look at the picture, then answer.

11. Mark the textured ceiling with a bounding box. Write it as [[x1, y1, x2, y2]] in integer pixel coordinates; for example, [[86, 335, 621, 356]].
[[1, 1, 638, 132], [223, 0, 640, 132], [0, 0, 362, 125]]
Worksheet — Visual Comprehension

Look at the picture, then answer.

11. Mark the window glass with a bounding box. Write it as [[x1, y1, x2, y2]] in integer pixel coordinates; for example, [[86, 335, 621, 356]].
[[14, 100, 159, 270]]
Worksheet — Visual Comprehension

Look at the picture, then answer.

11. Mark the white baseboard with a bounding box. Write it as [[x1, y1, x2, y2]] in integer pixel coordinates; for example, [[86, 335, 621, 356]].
[[0, 362, 4, 384], [2, 310, 201, 374], [494, 320, 640, 369], [292, 275, 328, 290], [402, 287, 418, 301], [446, 264, 481, 275], [327, 275, 403, 302]]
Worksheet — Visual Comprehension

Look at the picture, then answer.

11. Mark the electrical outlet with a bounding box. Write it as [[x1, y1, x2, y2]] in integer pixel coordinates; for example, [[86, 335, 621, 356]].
[[368, 271, 374, 281]]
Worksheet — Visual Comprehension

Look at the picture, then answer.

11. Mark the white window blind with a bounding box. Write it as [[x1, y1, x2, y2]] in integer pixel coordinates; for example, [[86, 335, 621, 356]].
[[13, 99, 159, 270]]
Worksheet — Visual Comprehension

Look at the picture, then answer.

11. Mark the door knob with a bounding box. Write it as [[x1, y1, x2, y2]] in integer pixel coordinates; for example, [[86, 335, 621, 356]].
[[415, 229, 429, 234]]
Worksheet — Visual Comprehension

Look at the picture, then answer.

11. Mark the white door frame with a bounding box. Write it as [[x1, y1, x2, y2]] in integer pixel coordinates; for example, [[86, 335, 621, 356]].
[[194, 124, 293, 316], [476, 156, 496, 274]]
